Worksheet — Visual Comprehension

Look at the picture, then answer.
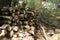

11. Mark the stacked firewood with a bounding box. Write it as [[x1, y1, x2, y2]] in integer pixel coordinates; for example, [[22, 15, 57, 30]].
[[0, 1, 46, 40], [0, 5, 40, 40]]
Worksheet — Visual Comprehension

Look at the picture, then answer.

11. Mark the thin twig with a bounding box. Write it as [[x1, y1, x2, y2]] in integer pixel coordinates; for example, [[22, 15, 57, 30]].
[[40, 24, 48, 40]]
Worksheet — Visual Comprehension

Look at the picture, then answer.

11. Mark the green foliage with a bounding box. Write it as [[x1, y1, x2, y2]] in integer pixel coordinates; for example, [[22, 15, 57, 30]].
[[43, 2, 57, 10], [26, 0, 42, 10], [11, 0, 19, 7], [26, 0, 35, 9], [40, 8, 60, 27]]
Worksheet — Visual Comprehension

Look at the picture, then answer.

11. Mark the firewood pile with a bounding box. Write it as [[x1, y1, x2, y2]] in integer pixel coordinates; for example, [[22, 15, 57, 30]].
[[0, 5, 45, 40]]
